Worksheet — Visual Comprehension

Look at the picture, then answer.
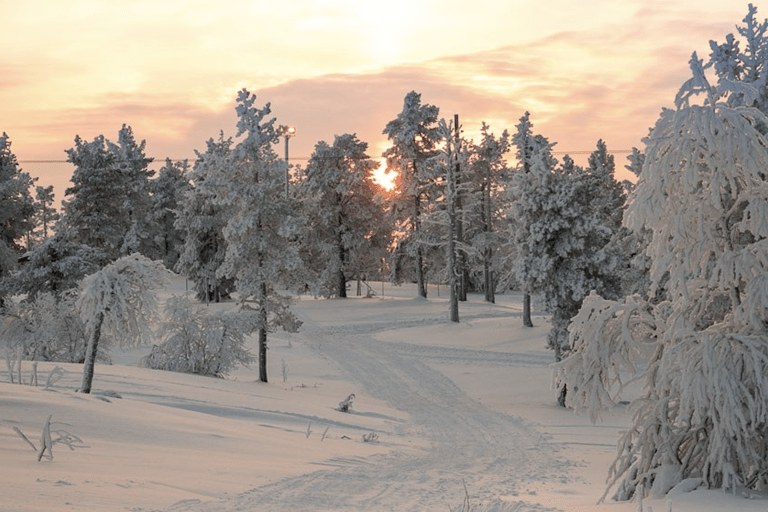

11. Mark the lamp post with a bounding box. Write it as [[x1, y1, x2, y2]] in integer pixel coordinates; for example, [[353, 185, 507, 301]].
[[283, 126, 296, 198]]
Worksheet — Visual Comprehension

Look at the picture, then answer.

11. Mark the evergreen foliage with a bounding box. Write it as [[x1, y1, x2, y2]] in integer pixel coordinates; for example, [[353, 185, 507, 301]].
[[383, 91, 443, 297], [557, 29, 768, 498], [0, 133, 35, 303], [208, 89, 304, 383], [174, 134, 236, 302], [298, 133, 389, 297], [62, 126, 154, 261]]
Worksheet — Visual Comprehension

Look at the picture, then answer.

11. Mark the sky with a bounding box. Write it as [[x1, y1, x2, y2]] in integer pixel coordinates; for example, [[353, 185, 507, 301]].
[[1, 0, 754, 200]]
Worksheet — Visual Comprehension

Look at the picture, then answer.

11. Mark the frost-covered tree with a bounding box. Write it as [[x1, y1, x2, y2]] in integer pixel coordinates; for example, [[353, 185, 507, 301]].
[[1, 291, 87, 364], [383, 91, 442, 297], [4, 233, 105, 299], [504, 112, 558, 327], [0, 133, 35, 304], [556, 53, 768, 499], [465, 123, 511, 303], [28, 185, 60, 248], [62, 126, 154, 261], [297, 133, 389, 297], [150, 158, 190, 269], [141, 295, 255, 377], [709, 3, 768, 113], [78, 253, 168, 393], [175, 135, 236, 302], [511, 139, 625, 406], [210, 89, 304, 383]]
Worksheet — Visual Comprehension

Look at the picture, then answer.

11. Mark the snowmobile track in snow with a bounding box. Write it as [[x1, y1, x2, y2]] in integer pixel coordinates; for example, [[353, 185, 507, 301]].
[[152, 305, 571, 512]]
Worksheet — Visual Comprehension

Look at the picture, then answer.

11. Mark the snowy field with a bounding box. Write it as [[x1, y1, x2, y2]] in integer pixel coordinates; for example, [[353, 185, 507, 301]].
[[1, 276, 766, 512]]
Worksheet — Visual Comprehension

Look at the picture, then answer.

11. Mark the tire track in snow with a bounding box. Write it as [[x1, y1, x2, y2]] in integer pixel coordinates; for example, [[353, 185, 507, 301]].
[[156, 312, 571, 511]]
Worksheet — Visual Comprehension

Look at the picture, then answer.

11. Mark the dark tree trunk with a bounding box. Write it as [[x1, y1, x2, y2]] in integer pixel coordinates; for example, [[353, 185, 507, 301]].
[[523, 292, 533, 327], [80, 311, 104, 394], [258, 279, 268, 383], [484, 256, 495, 304]]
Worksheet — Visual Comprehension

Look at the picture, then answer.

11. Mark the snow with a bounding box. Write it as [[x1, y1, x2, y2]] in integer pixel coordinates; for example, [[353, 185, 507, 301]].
[[1, 276, 765, 512]]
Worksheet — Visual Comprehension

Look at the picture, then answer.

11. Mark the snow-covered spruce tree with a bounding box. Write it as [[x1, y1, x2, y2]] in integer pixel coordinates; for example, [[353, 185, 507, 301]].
[[709, 3, 768, 113], [465, 122, 511, 303], [141, 295, 255, 377], [383, 91, 442, 297], [556, 54, 768, 499], [174, 134, 236, 302], [78, 254, 169, 393], [505, 113, 557, 327], [0, 133, 35, 305], [28, 185, 60, 248], [4, 233, 105, 300], [297, 133, 389, 298], [509, 133, 626, 405], [211, 89, 304, 383], [150, 158, 190, 270], [62, 125, 154, 261]]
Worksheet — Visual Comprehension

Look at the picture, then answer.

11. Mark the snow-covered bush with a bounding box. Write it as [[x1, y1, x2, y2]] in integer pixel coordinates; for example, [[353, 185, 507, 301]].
[[1, 292, 89, 365], [141, 295, 256, 377], [556, 51, 768, 499]]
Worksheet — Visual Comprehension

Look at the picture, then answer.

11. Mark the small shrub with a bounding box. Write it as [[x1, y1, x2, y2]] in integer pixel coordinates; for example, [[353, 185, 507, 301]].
[[337, 393, 355, 413]]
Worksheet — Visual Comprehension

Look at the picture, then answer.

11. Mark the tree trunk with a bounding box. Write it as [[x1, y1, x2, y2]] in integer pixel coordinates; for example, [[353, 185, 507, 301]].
[[484, 256, 495, 304], [258, 326, 268, 383], [523, 291, 533, 327], [80, 311, 105, 394], [337, 232, 347, 298], [257, 280, 269, 383], [414, 191, 427, 298]]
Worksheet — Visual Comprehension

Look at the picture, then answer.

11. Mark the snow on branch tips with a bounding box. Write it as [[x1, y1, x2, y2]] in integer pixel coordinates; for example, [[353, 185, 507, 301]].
[[77, 254, 169, 394], [558, 8, 768, 499]]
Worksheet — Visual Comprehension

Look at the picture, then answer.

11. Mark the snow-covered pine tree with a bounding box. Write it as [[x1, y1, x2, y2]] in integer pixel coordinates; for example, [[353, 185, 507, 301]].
[[383, 91, 442, 297], [297, 133, 389, 298], [556, 52, 768, 499], [5, 233, 105, 300], [509, 129, 626, 404], [150, 158, 190, 269], [210, 89, 304, 383], [78, 253, 169, 393], [0, 133, 35, 305], [62, 126, 154, 261], [504, 112, 557, 327], [28, 185, 60, 248], [174, 134, 236, 302], [465, 123, 511, 303]]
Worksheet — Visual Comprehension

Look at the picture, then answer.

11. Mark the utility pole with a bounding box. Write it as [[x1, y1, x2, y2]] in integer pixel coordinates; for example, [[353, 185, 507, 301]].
[[447, 114, 460, 323]]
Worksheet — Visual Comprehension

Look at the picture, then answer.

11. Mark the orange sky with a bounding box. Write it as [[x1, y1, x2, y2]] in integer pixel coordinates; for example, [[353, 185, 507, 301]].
[[1, 0, 751, 201]]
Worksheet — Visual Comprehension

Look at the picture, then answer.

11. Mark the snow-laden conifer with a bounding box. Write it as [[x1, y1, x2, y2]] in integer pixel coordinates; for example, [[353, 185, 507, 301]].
[[556, 51, 768, 499], [207, 89, 304, 383], [174, 135, 236, 302], [383, 91, 442, 297], [0, 133, 35, 304], [63, 126, 154, 261], [77, 254, 169, 393], [150, 158, 190, 269], [297, 133, 389, 297]]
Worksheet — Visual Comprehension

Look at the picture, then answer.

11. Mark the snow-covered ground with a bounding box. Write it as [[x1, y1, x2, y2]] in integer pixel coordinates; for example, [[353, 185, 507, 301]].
[[2, 277, 766, 512]]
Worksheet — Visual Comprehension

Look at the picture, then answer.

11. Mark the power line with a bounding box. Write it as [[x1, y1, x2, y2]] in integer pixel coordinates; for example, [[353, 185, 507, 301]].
[[20, 150, 636, 164]]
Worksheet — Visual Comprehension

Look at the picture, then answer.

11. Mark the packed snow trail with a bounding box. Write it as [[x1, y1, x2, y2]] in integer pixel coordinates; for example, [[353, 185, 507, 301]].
[[154, 299, 571, 511]]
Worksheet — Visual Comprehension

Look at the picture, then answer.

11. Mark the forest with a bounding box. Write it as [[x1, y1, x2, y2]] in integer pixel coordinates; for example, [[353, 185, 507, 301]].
[[3, 5, 768, 505]]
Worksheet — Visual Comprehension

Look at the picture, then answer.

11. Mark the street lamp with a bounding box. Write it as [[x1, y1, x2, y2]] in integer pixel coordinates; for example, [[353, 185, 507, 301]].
[[283, 126, 296, 198]]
